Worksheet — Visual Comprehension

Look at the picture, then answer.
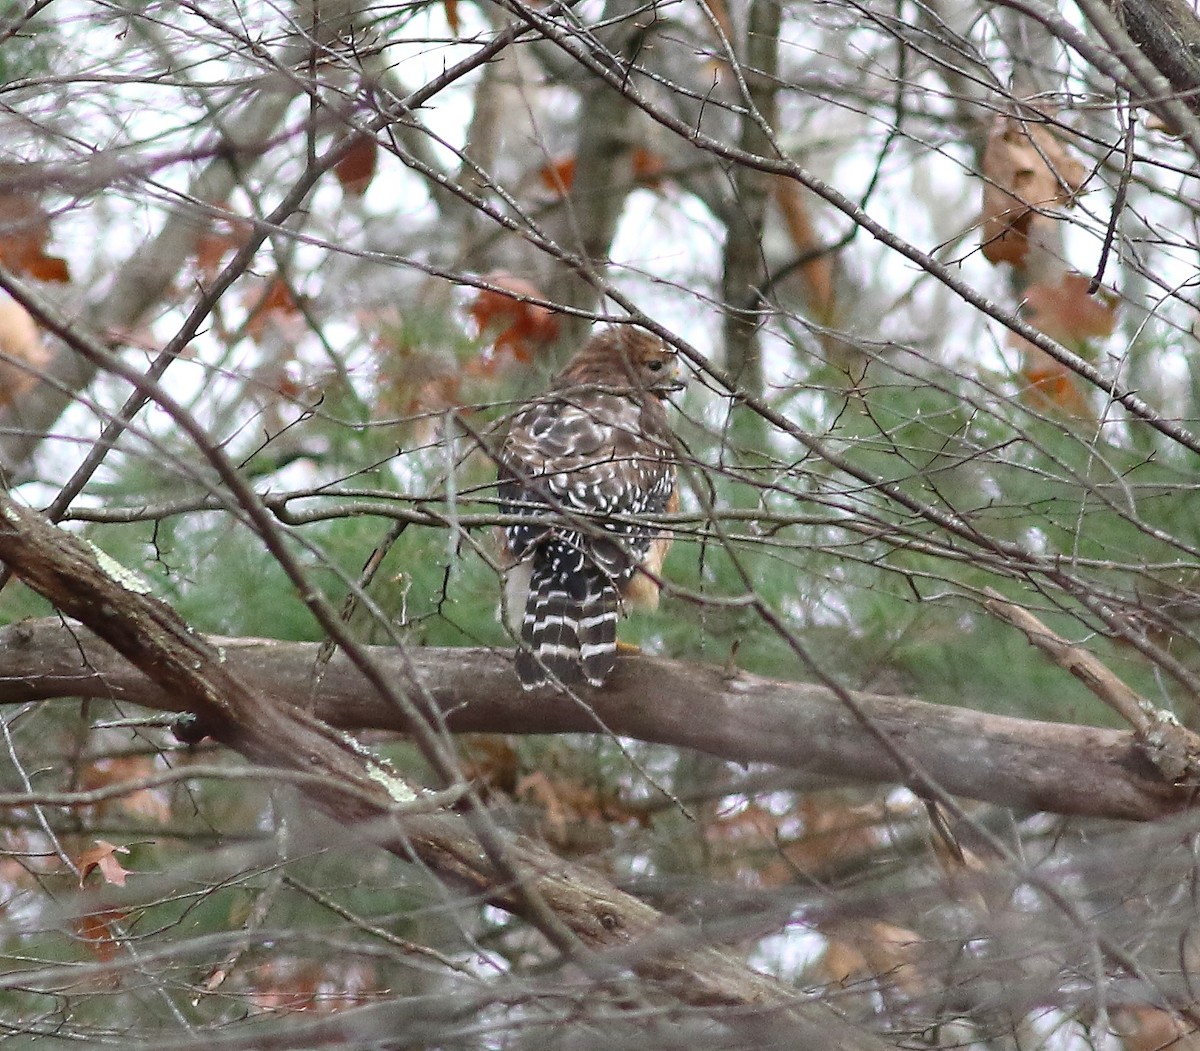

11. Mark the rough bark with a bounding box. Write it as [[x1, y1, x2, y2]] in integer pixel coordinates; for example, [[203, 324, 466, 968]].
[[1111, 0, 1200, 111], [721, 0, 780, 396], [0, 491, 891, 1051], [0, 615, 1183, 822]]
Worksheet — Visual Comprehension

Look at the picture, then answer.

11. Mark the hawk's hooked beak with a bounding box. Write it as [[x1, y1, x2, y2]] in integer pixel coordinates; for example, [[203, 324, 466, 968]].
[[656, 359, 688, 396]]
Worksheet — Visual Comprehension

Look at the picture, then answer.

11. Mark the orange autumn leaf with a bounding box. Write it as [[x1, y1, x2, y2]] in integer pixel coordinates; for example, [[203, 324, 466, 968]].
[[539, 150, 666, 196], [75, 909, 126, 964], [22, 254, 69, 282], [244, 274, 301, 340], [818, 921, 926, 999], [771, 177, 837, 323], [468, 272, 559, 363], [1009, 329, 1093, 419], [1023, 271, 1118, 347], [1020, 352, 1092, 418], [194, 203, 253, 277], [78, 755, 171, 824], [1009, 271, 1114, 419], [0, 187, 69, 283], [335, 134, 378, 197], [1112, 1006, 1200, 1051], [980, 112, 1086, 268], [631, 147, 667, 189], [444, 0, 460, 35], [77, 839, 131, 887], [537, 155, 576, 197], [0, 294, 50, 408]]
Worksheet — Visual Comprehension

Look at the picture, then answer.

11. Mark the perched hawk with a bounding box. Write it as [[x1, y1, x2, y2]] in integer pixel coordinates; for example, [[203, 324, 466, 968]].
[[498, 326, 684, 689]]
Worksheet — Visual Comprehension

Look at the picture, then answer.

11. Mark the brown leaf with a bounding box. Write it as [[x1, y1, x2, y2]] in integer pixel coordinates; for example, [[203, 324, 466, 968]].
[[468, 272, 559, 363], [0, 294, 50, 408], [818, 921, 925, 999], [444, 0, 460, 35], [0, 161, 70, 284], [75, 909, 126, 964], [22, 254, 69, 282], [536, 155, 576, 197], [335, 134, 378, 197], [771, 177, 837, 323], [78, 755, 171, 824], [1007, 271, 1114, 419], [980, 113, 1086, 268], [631, 147, 667, 189], [193, 203, 254, 278], [0, 179, 71, 283], [244, 274, 301, 341], [77, 839, 131, 887], [1010, 333, 1093, 419], [1111, 1006, 1200, 1051], [1023, 271, 1118, 346]]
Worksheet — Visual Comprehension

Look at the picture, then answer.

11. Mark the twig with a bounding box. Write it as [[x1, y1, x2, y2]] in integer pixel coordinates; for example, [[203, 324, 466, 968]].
[[983, 588, 1200, 783]]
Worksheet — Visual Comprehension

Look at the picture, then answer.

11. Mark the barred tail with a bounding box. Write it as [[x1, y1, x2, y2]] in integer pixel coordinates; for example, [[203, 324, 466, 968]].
[[516, 545, 619, 689]]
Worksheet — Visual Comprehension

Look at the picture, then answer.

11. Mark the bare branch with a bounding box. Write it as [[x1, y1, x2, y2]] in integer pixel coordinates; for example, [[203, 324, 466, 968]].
[[0, 616, 1182, 822]]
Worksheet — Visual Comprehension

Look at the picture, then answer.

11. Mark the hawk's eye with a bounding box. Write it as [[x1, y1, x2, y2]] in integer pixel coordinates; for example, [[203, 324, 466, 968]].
[[647, 360, 664, 372]]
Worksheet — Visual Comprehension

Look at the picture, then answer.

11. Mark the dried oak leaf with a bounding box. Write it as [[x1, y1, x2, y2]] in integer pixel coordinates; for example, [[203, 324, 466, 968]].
[[771, 176, 837, 323], [468, 272, 559, 363], [1009, 271, 1116, 419], [75, 910, 126, 964], [78, 755, 172, 824], [537, 155, 576, 197], [815, 919, 926, 1004], [631, 147, 667, 189], [1009, 333, 1093, 419], [335, 134, 378, 197], [0, 294, 50, 408], [1023, 271, 1118, 347], [193, 203, 253, 277], [77, 839, 131, 887], [244, 274, 301, 341], [981, 113, 1086, 267], [0, 184, 69, 282], [1111, 1006, 1200, 1051]]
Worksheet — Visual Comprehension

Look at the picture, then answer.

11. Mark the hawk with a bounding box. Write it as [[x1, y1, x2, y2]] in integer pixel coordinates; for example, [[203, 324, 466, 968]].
[[497, 326, 684, 689]]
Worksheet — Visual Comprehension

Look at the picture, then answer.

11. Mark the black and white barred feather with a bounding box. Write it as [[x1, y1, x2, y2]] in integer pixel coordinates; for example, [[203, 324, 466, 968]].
[[498, 327, 681, 689]]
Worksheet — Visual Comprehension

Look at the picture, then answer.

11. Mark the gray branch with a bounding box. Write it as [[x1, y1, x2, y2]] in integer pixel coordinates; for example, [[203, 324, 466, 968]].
[[0, 617, 1180, 822]]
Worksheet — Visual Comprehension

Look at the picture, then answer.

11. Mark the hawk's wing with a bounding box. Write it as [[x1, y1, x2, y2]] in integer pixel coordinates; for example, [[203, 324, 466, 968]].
[[498, 390, 675, 580]]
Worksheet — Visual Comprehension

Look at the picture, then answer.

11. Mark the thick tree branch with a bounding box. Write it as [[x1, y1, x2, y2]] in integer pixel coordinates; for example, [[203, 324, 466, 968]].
[[0, 616, 1183, 822], [0, 494, 889, 1051]]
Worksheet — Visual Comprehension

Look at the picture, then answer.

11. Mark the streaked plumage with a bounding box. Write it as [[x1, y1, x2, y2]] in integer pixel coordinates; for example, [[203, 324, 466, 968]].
[[498, 326, 683, 689]]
